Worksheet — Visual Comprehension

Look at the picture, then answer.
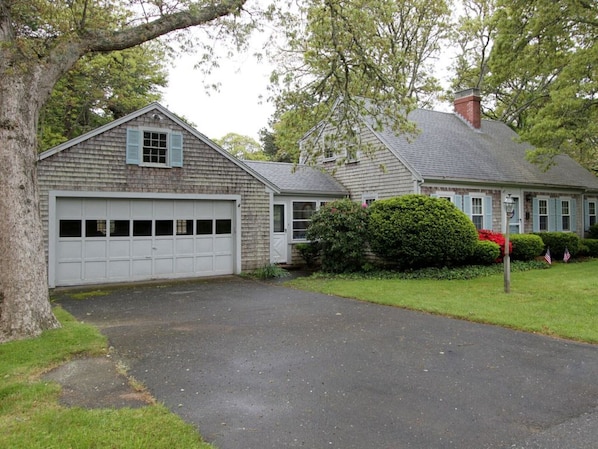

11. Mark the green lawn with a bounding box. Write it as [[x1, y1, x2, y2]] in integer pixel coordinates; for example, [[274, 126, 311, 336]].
[[0, 307, 215, 449], [287, 260, 598, 344]]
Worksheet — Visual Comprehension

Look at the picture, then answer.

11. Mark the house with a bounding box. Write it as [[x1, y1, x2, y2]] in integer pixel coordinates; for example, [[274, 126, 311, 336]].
[[37, 102, 346, 287], [38, 91, 598, 287], [301, 89, 598, 238]]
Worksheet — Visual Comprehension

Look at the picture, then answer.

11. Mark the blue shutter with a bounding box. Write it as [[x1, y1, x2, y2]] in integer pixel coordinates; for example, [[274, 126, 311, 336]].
[[549, 198, 558, 231], [483, 196, 492, 230], [126, 128, 140, 165], [454, 195, 463, 211], [584, 200, 590, 231], [570, 199, 577, 232], [463, 195, 471, 216], [532, 198, 539, 232], [170, 132, 183, 167]]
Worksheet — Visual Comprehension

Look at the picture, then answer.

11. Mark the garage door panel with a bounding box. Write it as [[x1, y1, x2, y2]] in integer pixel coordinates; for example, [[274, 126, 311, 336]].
[[132, 240, 153, 257], [57, 198, 82, 217], [215, 236, 233, 253], [84, 199, 108, 217], [84, 240, 107, 258], [109, 240, 130, 257], [58, 241, 82, 259], [196, 237, 214, 253], [84, 261, 107, 280], [154, 239, 174, 255], [55, 198, 236, 286], [109, 260, 130, 278], [132, 200, 153, 218]]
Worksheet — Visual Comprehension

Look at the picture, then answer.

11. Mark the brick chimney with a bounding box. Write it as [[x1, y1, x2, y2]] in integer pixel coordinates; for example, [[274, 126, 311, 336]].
[[454, 88, 482, 129]]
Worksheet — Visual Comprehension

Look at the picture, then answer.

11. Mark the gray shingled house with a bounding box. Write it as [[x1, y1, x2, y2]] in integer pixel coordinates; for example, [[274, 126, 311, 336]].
[[37, 103, 346, 287], [302, 89, 598, 238]]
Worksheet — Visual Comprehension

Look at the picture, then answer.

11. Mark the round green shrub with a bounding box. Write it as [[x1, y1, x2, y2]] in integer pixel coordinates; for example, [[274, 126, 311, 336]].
[[471, 240, 501, 265], [532, 232, 580, 259], [306, 199, 369, 273], [580, 239, 598, 257], [510, 234, 545, 261], [368, 194, 478, 268]]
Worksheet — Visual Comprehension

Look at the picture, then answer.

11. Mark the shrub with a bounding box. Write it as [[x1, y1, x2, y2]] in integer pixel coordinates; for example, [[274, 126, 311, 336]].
[[580, 239, 598, 257], [306, 199, 369, 273], [251, 264, 290, 279], [478, 229, 511, 262], [533, 232, 580, 259], [510, 234, 545, 261], [368, 195, 478, 269], [588, 223, 598, 239], [295, 242, 320, 268], [470, 240, 501, 265]]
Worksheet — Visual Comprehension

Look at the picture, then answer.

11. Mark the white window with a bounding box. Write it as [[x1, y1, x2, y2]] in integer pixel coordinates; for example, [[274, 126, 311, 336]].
[[561, 200, 571, 231], [471, 197, 484, 230], [143, 131, 168, 164], [589, 201, 597, 227], [538, 199, 549, 231], [361, 193, 378, 206]]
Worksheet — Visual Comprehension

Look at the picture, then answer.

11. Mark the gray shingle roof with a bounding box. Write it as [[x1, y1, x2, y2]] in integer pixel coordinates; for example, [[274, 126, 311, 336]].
[[244, 161, 348, 196], [369, 109, 598, 191]]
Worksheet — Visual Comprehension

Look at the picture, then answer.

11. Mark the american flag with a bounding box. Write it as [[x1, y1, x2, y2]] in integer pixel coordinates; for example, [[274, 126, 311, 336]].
[[563, 247, 571, 263], [544, 248, 552, 265]]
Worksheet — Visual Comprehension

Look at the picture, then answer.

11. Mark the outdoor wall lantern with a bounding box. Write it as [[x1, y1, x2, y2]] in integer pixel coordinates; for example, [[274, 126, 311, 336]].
[[504, 194, 516, 293]]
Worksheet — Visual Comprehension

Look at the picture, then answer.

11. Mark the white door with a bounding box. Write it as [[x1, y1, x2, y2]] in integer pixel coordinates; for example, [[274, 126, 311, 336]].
[[54, 198, 235, 286], [272, 203, 287, 263]]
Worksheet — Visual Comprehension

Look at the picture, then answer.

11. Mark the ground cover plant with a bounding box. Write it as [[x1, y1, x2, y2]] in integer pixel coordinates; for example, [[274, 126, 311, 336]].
[[0, 307, 215, 449], [287, 259, 598, 344]]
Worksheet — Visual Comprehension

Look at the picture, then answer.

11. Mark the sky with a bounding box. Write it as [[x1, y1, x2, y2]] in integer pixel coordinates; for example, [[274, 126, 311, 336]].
[[163, 52, 275, 142]]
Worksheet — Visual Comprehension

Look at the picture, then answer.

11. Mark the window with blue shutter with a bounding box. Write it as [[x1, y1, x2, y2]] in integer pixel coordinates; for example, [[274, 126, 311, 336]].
[[125, 127, 183, 168]]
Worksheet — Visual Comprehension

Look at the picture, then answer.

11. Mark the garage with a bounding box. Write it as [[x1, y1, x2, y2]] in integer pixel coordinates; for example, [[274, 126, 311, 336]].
[[50, 195, 237, 287]]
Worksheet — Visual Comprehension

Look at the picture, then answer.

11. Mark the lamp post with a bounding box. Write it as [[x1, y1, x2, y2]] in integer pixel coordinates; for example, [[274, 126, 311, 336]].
[[504, 194, 515, 293]]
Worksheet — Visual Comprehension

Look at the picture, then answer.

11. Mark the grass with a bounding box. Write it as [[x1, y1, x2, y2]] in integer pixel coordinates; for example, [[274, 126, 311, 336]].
[[0, 307, 216, 449], [287, 259, 598, 344]]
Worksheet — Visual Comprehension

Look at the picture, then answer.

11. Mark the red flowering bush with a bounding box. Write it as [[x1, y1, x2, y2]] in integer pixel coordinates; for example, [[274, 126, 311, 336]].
[[478, 229, 512, 262]]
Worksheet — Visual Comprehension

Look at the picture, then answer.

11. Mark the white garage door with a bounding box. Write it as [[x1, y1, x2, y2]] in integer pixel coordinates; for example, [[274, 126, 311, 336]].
[[54, 197, 235, 286]]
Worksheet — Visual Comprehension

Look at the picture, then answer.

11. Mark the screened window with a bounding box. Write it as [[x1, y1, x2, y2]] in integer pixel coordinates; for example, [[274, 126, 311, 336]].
[[273, 205, 285, 233], [143, 131, 167, 164], [292, 202, 316, 240]]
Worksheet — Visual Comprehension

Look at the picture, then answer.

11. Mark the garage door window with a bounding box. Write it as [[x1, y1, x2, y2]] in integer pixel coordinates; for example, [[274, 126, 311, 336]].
[[196, 220, 212, 235], [59, 220, 82, 237], [155, 220, 173, 236], [85, 220, 107, 237], [216, 219, 232, 234], [133, 220, 152, 236], [110, 220, 130, 237], [176, 219, 193, 235]]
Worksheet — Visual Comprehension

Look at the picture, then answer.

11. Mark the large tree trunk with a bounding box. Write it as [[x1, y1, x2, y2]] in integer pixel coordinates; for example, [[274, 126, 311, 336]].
[[0, 71, 60, 342]]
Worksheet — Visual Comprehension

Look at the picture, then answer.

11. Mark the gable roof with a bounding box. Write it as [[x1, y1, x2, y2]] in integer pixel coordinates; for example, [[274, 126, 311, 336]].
[[366, 109, 598, 191], [244, 161, 348, 196], [38, 102, 280, 193]]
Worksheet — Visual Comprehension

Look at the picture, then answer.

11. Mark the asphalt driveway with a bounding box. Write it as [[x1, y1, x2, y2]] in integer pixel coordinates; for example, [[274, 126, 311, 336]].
[[55, 277, 598, 449]]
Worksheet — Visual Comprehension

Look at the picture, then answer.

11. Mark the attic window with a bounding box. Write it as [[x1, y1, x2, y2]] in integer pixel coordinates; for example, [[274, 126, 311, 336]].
[[126, 127, 183, 167], [143, 131, 167, 164]]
